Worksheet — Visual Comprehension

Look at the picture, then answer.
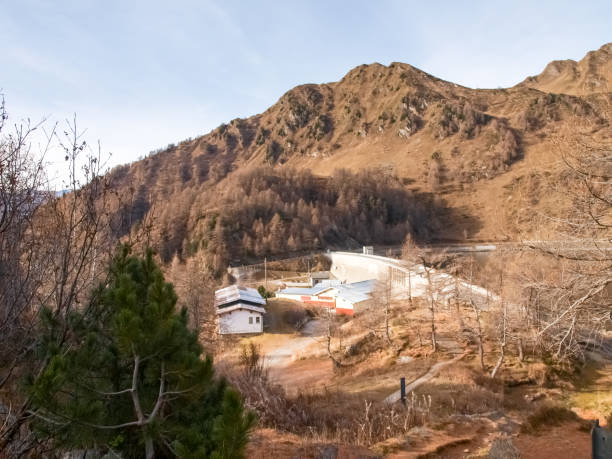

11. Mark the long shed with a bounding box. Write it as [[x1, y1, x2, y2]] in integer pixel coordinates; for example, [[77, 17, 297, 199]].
[[276, 279, 375, 315]]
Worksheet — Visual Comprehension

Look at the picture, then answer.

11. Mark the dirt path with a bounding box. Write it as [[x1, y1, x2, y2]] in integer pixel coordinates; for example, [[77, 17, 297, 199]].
[[260, 319, 334, 393], [384, 351, 468, 404], [263, 319, 326, 368]]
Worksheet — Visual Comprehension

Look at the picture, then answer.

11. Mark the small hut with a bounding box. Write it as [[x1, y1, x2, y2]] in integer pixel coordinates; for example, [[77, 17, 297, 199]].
[[215, 285, 266, 334]]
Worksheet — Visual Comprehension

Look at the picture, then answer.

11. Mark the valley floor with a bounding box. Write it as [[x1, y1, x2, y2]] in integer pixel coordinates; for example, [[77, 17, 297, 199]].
[[219, 295, 610, 458]]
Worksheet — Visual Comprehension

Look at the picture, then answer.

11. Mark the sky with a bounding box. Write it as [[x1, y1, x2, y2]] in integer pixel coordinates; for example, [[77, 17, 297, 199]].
[[2, 0, 611, 185]]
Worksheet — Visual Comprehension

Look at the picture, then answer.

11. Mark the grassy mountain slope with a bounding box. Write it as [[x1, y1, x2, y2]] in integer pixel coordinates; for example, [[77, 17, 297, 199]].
[[519, 42, 612, 96], [106, 44, 612, 269]]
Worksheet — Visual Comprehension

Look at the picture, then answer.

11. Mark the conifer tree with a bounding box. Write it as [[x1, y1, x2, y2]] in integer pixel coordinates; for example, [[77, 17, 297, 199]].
[[26, 245, 254, 458]]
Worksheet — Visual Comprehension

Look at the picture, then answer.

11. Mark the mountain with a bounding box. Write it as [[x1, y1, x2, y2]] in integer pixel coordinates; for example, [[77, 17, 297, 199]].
[[519, 42, 612, 96], [105, 44, 612, 271]]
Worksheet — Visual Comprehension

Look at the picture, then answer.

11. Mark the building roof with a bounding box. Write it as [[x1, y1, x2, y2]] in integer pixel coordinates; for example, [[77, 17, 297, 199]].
[[214, 285, 266, 308], [216, 304, 266, 315], [334, 279, 375, 303], [277, 279, 375, 305], [277, 284, 336, 296], [310, 271, 330, 279], [318, 279, 343, 288]]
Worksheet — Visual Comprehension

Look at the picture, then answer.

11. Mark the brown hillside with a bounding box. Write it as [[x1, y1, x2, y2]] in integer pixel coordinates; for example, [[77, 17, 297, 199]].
[[106, 44, 612, 271], [519, 42, 612, 96]]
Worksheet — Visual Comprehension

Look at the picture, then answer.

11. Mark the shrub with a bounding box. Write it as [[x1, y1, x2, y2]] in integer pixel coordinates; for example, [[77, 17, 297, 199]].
[[265, 141, 283, 163], [239, 341, 265, 379], [521, 404, 581, 434], [488, 436, 520, 459], [281, 307, 309, 329], [255, 127, 270, 145], [257, 285, 273, 299]]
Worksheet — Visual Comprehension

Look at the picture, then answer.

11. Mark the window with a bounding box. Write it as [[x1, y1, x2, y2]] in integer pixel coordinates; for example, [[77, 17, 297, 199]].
[[249, 317, 253, 324], [256, 316, 260, 323]]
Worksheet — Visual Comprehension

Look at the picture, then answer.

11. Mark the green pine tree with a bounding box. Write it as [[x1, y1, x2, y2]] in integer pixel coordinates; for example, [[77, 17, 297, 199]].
[[26, 245, 254, 458]]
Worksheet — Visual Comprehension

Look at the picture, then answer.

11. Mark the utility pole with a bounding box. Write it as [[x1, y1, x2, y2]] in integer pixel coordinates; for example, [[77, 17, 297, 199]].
[[264, 257, 267, 289]]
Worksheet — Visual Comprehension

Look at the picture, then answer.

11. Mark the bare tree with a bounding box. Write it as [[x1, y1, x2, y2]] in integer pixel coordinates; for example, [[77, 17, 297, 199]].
[[401, 234, 417, 308], [423, 262, 438, 352], [421, 251, 454, 353], [370, 268, 394, 344], [427, 158, 441, 192], [168, 252, 217, 351], [491, 295, 508, 379], [401, 236, 454, 353], [0, 96, 50, 393], [324, 305, 344, 368], [470, 299, 486, 371], [524, 133, 612, 362], [0, 110, 117, 453], [464, 257, 486, 370]]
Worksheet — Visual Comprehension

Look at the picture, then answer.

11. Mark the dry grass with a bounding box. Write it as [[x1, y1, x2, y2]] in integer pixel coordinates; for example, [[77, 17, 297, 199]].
[[219, 360, 431, 447], [415, 364, 504, 418], [527, 362, 552, 387], [220, 348, 514, 448], [520, 403, 585, 434]]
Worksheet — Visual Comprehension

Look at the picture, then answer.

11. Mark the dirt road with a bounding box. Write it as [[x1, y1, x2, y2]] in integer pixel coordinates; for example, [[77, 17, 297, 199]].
[[260, 319, 334, 393]]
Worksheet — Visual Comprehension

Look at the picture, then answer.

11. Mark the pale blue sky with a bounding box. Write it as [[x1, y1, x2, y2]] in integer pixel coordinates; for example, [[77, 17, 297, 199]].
[[2, 0, 611, 184]]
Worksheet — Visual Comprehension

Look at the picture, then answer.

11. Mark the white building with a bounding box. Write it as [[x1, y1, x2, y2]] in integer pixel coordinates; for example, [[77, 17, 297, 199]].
[[309, 271, 331, 287], [215, 285, 266, 335], [276, 279, 375, 315]]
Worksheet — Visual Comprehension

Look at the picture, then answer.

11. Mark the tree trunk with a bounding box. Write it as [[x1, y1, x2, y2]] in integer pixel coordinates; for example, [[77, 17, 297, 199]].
[[455, 296, 464, 329], [325, 307, 341, 367], [145, 435, 155, 459], [470, 301, 486, 371], [491, 342, 505, 379], [426, 269, 437, 352], [478, 336, 485, 371], [385, 302, 392, 344], [491, 300, 507, 379], [408, 271, 413, 308], [326, 307, 332, 357], [0, 398, 30, 450], [518, 338, 524, 362], [431, 307, 437, 353]]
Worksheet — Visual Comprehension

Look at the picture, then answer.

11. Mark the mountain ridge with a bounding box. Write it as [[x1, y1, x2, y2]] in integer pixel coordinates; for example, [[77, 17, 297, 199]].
[[105, 43, 612, 269], [518, 42, 612, 95]]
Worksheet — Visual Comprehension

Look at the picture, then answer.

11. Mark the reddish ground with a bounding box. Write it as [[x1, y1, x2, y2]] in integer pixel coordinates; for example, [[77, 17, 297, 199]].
[[269, 357, 334, 395], [514, 422, 591, 459]]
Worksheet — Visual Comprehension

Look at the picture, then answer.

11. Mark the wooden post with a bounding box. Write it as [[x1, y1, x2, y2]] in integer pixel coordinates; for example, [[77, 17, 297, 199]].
[[400, 377, 406, 405], [264, 257, 267, 289], [408, 270, 412, 307]]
